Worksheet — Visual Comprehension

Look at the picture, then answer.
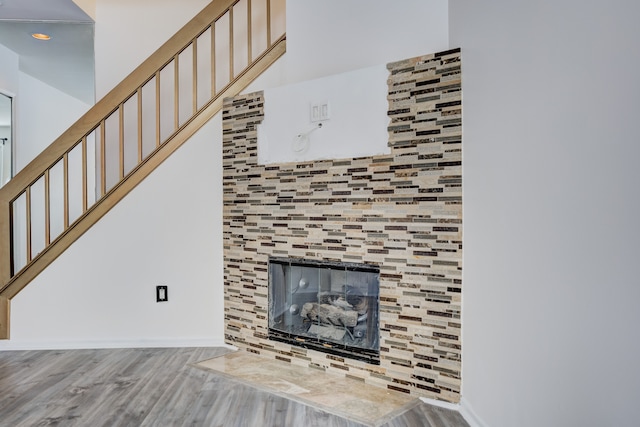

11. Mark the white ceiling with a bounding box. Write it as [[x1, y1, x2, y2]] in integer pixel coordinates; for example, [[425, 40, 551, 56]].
[[0, 0, 95, 105]]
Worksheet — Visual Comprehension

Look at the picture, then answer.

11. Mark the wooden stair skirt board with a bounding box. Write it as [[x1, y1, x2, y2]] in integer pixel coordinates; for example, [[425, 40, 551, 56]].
[[0, 297, 9, 339]]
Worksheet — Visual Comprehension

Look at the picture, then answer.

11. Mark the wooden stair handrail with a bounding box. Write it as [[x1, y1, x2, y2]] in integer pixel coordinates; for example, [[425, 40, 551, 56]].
[[0, 0, 286, 337], [0, 1, 233, 200]]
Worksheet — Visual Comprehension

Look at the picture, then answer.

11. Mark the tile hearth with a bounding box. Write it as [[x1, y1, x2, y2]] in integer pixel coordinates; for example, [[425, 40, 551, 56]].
[[194, 349, 418, 426]]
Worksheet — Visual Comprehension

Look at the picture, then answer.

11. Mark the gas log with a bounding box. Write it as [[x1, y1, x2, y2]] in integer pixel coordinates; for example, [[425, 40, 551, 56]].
[[300, 302, 358, 327], [308, 324, 346, 341]]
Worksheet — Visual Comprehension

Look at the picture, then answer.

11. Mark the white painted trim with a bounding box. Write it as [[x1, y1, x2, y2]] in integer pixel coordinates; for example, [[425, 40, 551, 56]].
[[0, 338, 232, 351], [418, 397, 488, 427], [0, 88, 17, 98], [419, 396, 461, 411], [0, 89, 15, 185], [459, 397, 489, 427]]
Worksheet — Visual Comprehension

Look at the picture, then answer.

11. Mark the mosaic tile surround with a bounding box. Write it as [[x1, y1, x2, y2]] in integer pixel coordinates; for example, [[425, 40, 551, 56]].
[[222, 48, 462, 402]]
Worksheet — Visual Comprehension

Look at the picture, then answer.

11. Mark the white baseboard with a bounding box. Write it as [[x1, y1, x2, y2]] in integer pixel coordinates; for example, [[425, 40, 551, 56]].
[[0, 337, 232, 351], [419, 396, 461, 411], [459, 397, 489, 427], [418, 396, 487, 427]]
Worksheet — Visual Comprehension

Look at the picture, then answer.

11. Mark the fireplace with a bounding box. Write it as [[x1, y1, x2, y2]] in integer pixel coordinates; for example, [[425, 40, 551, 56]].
[[268, 257, 380, 364], [224, 48, 463, 400]]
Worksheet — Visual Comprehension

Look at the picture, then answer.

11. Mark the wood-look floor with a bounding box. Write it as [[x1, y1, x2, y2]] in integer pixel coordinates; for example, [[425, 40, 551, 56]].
[[0, 347, 468, 427]]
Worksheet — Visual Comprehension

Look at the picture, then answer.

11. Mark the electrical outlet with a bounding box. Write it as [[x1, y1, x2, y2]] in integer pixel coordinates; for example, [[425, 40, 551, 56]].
[[156, 285, 168, 302]]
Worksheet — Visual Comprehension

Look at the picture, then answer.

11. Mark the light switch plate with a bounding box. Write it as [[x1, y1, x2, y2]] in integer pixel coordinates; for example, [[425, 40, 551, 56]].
[[310, 102, 330, 122]]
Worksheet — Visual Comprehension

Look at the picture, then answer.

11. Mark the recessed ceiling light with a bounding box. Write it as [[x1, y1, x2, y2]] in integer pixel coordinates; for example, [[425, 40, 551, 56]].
[[32, 33, 51, 41]]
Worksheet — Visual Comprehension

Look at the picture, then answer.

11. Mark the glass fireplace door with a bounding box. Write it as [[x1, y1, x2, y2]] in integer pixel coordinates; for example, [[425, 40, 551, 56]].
[[268, 257, 380, 363]]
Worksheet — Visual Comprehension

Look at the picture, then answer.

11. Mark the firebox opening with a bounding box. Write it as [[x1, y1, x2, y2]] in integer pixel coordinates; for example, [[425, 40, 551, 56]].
[[268, 257, 380, 364]]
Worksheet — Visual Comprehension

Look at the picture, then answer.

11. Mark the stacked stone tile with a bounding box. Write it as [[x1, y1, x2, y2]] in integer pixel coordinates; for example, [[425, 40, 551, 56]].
[[222, 48, 462, 402]]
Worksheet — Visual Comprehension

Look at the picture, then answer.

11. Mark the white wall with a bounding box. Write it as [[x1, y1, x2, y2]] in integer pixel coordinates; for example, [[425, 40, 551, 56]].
[[0, 43, 90, 176], [450, 1, 640, 426], [1, 1, 449, 350], [15, 73, 90, 172], [94, 0, 210, 98], [259, 64, 389, 164], [0, 43, 19, 93], [285, 0, 449, 84], [0, 125, 11, 185], [0, 0, 222, 349], [247, 0, 450, 164], [245, 0, 449, 92], [0, 43, 19, 188], [1, 115, 224, 349], [0, 46, 91, 272]]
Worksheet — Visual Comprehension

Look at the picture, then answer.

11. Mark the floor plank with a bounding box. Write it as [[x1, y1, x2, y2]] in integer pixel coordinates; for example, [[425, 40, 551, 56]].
[[0, 347, 468, 426]]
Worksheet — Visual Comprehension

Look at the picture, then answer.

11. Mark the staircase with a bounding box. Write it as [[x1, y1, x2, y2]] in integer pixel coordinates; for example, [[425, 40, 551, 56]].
[[0, 0, 286, 338]]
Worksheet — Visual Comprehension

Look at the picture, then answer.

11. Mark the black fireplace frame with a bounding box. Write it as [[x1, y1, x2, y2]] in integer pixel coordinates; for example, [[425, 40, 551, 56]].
[[268, 257, 381, 365]]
